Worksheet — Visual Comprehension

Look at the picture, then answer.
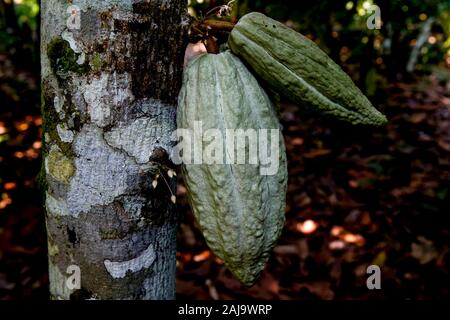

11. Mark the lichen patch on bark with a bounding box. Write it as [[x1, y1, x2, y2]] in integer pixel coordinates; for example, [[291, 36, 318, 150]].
[[67, 124, 140, 216], [61, 30, 83, 55], [104, 102, 176, 164], [53, 93, 65, 118], [57, 124, 75, 143], [46, 193, 70, 216], [47, 146, 75, 183], [104, 243, 156, 279], [48, 260, 72, 300], [83, 72, 134, 127]]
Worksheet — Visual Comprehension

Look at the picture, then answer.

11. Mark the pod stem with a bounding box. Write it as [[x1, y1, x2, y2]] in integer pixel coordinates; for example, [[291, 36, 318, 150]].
[[203, 19, 236, 32]]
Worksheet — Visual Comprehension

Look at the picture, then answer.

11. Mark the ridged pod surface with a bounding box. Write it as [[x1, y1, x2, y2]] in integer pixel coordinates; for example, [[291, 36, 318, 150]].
[[177, 51, 287, 286], [228, 12, 387, 126]]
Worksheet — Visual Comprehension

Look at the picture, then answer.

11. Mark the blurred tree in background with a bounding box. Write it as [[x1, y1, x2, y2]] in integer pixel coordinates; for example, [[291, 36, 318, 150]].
[[0, 0, 44, 299], [0, 0, 39, 70]]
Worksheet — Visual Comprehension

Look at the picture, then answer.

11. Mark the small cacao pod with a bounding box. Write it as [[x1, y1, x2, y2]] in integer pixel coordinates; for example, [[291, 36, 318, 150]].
[[228, 12, 387, 126], [177, 51, 287, 286]]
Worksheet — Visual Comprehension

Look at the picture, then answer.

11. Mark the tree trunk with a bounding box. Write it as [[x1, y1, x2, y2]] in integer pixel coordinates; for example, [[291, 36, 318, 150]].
[[1, 0, 19, 32], [41, 0, 188, 299]]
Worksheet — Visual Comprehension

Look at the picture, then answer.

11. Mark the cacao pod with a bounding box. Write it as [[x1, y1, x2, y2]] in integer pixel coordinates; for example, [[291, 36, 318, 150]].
[[228, 12, 387, 126], [177, 51, 287, 286]]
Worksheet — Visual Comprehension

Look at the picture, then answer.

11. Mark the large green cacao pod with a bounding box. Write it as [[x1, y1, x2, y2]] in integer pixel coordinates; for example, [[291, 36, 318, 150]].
[[228, 12, 387, 126], [177, 51, 287, 286]]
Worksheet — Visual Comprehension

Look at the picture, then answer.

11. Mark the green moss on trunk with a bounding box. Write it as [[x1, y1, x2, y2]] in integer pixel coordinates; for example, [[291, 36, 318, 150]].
[[47, 37, 90, 76]]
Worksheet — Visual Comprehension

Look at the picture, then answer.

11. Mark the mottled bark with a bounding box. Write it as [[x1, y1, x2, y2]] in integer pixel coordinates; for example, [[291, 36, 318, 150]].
[[41, 0, 188, 299]]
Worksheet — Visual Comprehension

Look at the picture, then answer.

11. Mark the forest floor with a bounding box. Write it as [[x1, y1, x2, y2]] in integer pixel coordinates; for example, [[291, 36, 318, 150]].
[[0, 50, 449, 299]]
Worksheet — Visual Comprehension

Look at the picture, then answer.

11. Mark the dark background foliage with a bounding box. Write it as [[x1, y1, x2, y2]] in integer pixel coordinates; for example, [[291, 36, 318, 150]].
[[0, 0, 449, 299]]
